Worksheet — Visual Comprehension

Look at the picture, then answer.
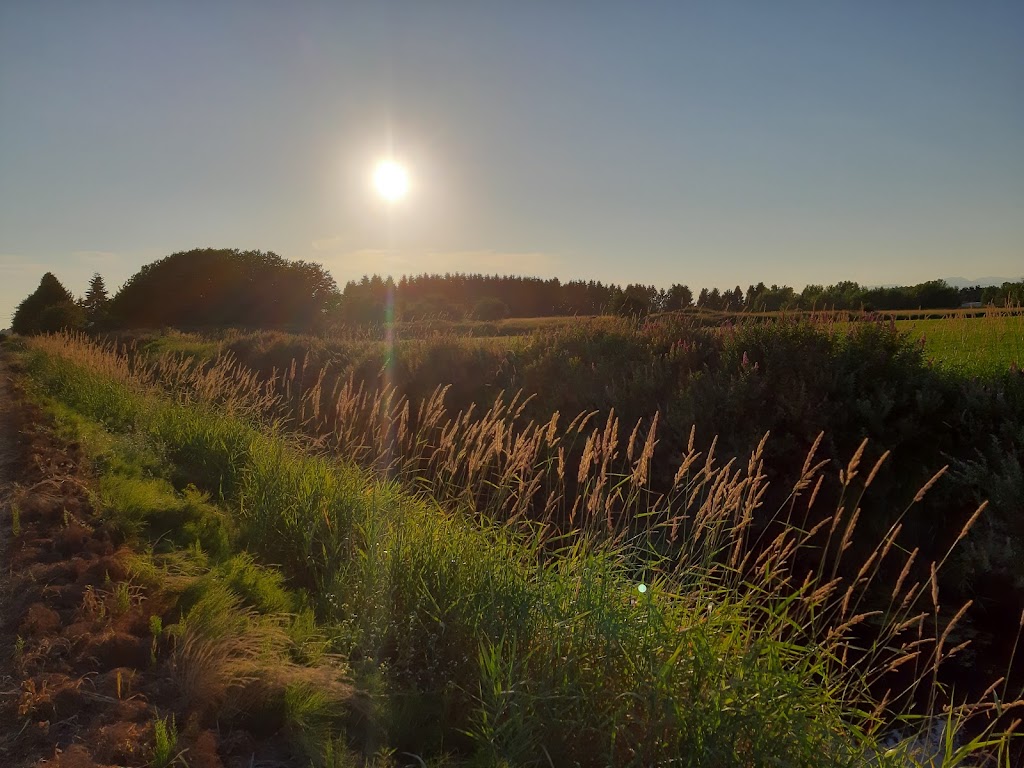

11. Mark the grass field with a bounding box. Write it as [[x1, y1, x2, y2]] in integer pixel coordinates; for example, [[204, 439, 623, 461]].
[[896, 313, 1024, 375], [119, 308, 1024, 379], [7, 330, 1023, 766]]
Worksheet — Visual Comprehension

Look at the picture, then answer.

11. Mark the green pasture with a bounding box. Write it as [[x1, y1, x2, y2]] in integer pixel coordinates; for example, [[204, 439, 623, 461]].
[[896, 313, 1024, 375]]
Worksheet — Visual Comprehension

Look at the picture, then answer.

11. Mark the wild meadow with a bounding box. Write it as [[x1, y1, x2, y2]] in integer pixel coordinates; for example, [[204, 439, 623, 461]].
[[8, 313, 1024, 766], [896, 312, 1024, 377]]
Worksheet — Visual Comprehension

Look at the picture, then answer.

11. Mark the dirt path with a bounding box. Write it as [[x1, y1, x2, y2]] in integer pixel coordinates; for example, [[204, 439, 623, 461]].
[[0, 349, 22, 760], [0, 349, 228, 768], [0, 350, 17, 615], [0, 352, 15, 524]]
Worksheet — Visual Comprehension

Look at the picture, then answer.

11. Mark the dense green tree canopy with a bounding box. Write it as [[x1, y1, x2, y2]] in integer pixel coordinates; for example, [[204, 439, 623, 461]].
[[337, 272, 1000, 324], [339, 273, 643, 323], [107, 249, 340, 330], [11, 272, 82, 335]]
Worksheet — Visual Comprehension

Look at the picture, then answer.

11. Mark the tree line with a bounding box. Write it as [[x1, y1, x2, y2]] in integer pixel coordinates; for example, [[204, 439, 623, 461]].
[[10, 249, 339, 334], [339, 273, 1024, 322], [8, 247, 1024, 335]]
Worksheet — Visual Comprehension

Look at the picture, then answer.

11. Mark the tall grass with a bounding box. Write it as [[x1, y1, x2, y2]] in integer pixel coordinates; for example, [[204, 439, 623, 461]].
[[17, 332, 1023, 765]]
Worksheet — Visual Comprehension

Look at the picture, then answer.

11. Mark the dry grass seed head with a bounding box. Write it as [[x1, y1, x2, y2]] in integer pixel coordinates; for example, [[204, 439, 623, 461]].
[[863, 450, 890, 489], [842, 438, 869, 485], [893, 547, 919, 600], [800, 431, 824, 478], [914, 465, 949, 504]]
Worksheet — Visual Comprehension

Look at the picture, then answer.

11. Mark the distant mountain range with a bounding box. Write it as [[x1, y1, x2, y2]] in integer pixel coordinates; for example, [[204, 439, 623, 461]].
[[942, 276, 1023, 289]]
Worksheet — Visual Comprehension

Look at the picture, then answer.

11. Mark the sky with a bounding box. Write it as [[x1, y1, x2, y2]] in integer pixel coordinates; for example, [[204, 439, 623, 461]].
[[2, 1, 1023, 324]]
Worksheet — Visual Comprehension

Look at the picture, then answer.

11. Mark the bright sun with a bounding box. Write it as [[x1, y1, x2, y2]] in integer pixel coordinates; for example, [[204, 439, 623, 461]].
[[373, 160, 410, 202]]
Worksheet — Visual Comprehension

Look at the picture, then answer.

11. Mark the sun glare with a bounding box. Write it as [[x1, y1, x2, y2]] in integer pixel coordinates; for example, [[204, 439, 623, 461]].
[[373, 160, 410, 202]]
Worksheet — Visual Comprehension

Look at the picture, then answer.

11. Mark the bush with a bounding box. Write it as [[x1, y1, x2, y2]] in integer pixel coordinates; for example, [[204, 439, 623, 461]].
[[471, 297, 510, 321], [37, 301, 87, 334]]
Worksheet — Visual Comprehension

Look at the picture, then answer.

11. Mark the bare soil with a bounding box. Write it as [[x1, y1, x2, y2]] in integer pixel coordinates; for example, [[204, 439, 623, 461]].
[[0, 350, 223, 768]]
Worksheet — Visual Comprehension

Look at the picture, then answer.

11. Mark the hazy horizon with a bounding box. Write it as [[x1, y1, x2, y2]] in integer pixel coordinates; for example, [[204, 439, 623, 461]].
[[3, 2, 1022, 323]]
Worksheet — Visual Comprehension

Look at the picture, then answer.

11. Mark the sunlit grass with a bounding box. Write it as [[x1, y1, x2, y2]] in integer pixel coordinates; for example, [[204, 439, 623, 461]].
[[897, 313, 1024, 375], [15, 331, 1023, 766]]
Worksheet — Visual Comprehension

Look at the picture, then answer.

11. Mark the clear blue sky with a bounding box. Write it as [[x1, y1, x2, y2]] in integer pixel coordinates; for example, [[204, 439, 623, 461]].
[[2, 1, 1022, 323]]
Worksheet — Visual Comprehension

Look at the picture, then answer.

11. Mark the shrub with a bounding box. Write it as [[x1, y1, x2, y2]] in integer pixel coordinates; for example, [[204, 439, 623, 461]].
[[471, 297, 510, 321]]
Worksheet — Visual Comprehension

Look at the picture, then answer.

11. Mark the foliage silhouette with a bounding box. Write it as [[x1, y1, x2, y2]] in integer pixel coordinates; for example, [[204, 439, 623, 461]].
[[11, 272, 83, 335], [107, 248, 339, 330], [82, 272, 110, 329], [339, 273, 1001, 324]]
